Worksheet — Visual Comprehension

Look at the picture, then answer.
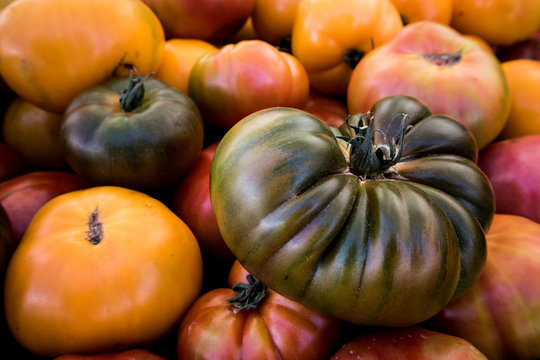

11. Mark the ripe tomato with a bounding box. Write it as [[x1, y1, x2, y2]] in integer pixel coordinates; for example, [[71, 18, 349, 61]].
[[251, 0, 302, 46], [389, 0, 452, 25], [4, 186, 203, 357], [176, 260, 342, 359], [0, 143, 27, 182], [0, 0, 164, 114], [303, 90, 348, 128]]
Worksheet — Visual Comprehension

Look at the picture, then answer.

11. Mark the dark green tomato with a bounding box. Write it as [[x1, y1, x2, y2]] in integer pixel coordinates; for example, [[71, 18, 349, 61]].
[[209, 95, 494, 327], [61, 73, 204, 192]]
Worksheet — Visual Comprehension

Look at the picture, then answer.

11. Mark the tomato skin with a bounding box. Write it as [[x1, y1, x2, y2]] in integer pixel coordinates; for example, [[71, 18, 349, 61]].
[[251, 0, 302, 45], [176, 260, 342, 360], [0, 171, 89, 242], [4, 186, 203, 357], [210, 96, 494, 326], [430, 214, 540, 360], [188, 40, 309, 129], [61, 75, 204, 192], [303, 90, 348, 128], [330, 326, 487, 360], [0, 143, 27, 182], [291, 0, 403, 94], [0, 0, 164, 114], [390, 0, 452, 25], [347, 21, 510, 150]]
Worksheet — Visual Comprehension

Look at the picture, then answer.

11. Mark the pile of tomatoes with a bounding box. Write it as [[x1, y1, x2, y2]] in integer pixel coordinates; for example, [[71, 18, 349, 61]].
[[0, 0, 539, 359]]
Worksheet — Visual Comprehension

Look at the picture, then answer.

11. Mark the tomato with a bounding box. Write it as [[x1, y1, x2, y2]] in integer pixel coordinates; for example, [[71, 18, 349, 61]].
[[209, 95, 494, 326], [430, 214, 540, 360], [153, 39, 217, 95], [0, 0, 164, 114], [477, 135, 540, 224], [330, 326, 487, 359], [389, 0, 452, 25], [0, 143, 27, 182], [451, 0, 540, 46], [0, 171, 89, 242], [3, 97, 67, 169], [141, 0, 254, 42], [347, 21, 510, 150], [497, 59, 540, 139], [303, 90, 348, 128], [496, 30, 540, 62], [176, 260, 342, 360], [54, 348, 165, 360], [61, 70, 204, 192], [188, 40, 309, 129], [290, 0, 403, 94], [4, 186, 202, 357], [251, 0, 302, 46]]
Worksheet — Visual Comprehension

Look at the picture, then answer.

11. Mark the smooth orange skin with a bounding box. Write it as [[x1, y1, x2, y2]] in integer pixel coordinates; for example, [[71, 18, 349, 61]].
[[347, 21, 510, 150], [177, 260, 342, 360], [0, 0, 165, 114], [3, 97, 67, 169], [431, 214, 540, 360], [154, 39, 217, 95], [390, 0, 452, 25], [291, 0, 403, 94], [4, 186, 203, 357], [498, 59, 540, 139], [330, 326, 487, 360], [251, 0, 302, 45], [188, 40, 310, 129], [451, 0, 540, 46]]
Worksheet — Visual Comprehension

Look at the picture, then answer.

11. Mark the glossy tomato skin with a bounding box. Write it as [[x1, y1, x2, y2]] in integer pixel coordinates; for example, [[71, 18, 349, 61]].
[[176, 260, 342, 360], [430, 214, 540, 360], [330, 326, 487, 360], [210, 96, 494, 327], [390, 0, 452, 25], [303, 90, 348, 128], [189, 40, 309, 129], [477, 135, 540, 224], [0, 0, 164, 114], [61, 76, 204, 192], [251, 0, 302, 46], [0, 171, 89, 242], [347, 21, 510, 150], [4, 186, 203, 357], [291, 0, 403, 94]]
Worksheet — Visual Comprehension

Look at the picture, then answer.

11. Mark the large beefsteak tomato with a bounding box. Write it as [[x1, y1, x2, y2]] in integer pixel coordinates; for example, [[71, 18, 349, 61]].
[[4, 186, 202, 357], [61, 70, 204, 192], [209, 95, 494, 326]]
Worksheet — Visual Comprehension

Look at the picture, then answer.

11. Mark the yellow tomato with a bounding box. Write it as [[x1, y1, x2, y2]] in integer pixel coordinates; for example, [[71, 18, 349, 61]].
[[154, 39, 217, 95], [0, 0, 164, 114], [4, 186, 202, 357], [499, 59, 540, 139], [291, 0, 403, 94], [390, 0, 452, 25], [251, 0, 303, 45]]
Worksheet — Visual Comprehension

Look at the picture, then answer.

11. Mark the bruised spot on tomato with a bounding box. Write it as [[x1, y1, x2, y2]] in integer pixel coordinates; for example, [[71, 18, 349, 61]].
[[86, 207, 103, 245]]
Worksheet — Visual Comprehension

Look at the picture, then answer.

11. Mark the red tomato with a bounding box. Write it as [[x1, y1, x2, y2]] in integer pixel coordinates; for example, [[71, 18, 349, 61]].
[[303, 90, 348, 128], [0, 171, 89, 242], [176, 260, 342, 360]]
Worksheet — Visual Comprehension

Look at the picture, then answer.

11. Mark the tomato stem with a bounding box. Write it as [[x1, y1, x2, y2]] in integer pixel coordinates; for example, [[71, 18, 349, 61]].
[[422, 50, 462, 66], [85, 207, 103, 245], [226, 274, 266, 313], [119, 67, 153, 112]]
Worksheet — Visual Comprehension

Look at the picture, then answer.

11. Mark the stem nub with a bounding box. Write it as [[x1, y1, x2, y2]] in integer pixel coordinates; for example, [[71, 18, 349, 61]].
[[226, 274, 267, 314], [119, 67, 153, 112], [86, 207, 103, 245], [422, 50, 462, 66]]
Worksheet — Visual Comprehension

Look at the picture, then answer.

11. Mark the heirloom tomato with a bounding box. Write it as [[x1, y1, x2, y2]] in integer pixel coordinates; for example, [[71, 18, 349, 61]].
[[389, 0, 452, 25], [209, 95, 494, 326], [451, 0, 540, 46], [176, 260, 342, 360], [189, 40, 309, 129], [347, 21, 510, 150], [61, 70, 204, 192], [0, 143, 27, 182], [154, 39, 217, 95], [0, 171, 89, 242], [498, 59, 540, 139], [4, 186, 202, 357], [250, 0, 302, 46], [303, 90, 348, 128], [330, 326, 487, 360], [291, 0, 403, 94], [0, 0, 164, 114], [430, 214, 540, 360], [3, 97, 67, 169]]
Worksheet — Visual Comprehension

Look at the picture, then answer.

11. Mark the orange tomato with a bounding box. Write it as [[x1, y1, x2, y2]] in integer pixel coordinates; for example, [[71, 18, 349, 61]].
[[4, 186, 202, 357], [498, 59, 540, 139], [451, 0, 540, 46], [251, 0, 303, 46], [154, 39, 217, 95], [3, 97, 67, 169], [390, 0, 452, 25], [291, 0, 403, 94], [0, 0, 164, 114]]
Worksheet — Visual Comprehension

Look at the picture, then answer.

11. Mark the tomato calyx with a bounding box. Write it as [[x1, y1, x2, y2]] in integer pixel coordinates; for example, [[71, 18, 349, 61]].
[[226, 274, 267, 314], [343, 48, 366, 69], [338, 111, 411, 179], [85, 207, 103, 245], [119, 67, 153, 112], [421, 50, 462, 66]]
